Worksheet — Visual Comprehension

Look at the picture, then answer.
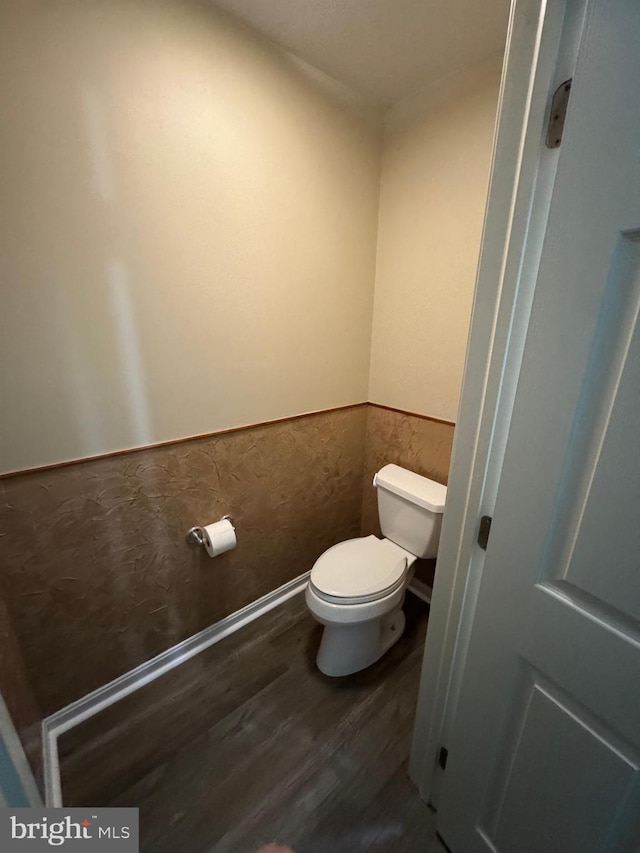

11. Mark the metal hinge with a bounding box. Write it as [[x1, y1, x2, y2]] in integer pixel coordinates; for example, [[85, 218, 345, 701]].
[[477, 515, 492, 550], [546, 78, 572, 148], [438, 746, 449, 770]]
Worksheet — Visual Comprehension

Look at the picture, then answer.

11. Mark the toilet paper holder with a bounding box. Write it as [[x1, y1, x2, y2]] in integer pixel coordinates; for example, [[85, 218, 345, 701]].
[[187, 515, 235, 546]]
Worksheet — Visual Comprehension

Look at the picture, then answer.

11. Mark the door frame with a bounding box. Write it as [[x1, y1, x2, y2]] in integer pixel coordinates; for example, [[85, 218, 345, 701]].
[[0, 692, 41, 807], [409, 0, 588, 803]]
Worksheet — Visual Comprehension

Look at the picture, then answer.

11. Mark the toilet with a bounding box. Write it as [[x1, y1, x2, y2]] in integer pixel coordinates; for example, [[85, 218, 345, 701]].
[[305, 463, 447, 676]]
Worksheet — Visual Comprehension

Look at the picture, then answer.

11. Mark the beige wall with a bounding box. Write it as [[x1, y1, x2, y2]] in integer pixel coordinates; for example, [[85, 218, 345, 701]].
[[368, 57, 501, 421], [0, 0, 381, 474]]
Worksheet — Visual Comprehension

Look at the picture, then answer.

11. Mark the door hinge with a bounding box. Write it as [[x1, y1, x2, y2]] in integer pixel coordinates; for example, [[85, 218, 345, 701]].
[[477, 515, 492, 550], [545, 78, 572, 148], [438, 746, 449, 770]]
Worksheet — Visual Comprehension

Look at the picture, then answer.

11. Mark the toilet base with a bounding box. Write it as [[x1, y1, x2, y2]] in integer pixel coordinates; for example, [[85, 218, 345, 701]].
[[316, 606, 406, 677]]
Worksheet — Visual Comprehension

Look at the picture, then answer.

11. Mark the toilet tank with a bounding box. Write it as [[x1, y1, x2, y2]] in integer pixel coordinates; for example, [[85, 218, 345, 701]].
[[373, 464, 447, 559]]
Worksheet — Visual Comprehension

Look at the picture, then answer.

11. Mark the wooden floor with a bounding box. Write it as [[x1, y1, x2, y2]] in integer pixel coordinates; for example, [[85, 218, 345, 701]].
[[59, 591, 446, 853]]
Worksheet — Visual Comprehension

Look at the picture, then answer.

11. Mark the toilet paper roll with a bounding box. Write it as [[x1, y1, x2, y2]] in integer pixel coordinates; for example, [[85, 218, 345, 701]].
[[198, 518, 236, 558]]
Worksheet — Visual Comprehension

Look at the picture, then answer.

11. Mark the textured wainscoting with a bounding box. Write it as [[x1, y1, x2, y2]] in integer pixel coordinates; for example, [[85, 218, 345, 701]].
[[361, 405, 454, 587], [361, 405, 454, 535], [0, 406, 367, 716], [0, 399, 454, 762]]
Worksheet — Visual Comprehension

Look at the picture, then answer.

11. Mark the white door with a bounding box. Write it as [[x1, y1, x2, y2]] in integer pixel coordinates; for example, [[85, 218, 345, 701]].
[[436, 1, 640, 851]]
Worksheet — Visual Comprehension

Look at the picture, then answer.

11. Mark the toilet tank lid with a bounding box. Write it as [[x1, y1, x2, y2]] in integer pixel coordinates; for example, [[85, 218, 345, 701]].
[[374, 464, 447, 513]]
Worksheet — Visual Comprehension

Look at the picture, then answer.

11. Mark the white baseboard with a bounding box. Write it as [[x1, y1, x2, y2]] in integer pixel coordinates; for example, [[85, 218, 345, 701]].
[[408, 578, 432, 604], [42, 571, 310, 807]]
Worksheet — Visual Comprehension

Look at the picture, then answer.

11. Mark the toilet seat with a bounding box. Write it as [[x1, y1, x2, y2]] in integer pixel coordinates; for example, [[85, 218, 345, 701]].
[[310, 535, 408, 605]]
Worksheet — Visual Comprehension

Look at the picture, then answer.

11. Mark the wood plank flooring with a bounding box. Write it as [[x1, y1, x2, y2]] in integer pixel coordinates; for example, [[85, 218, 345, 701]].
[[59, 591, 446, 853]]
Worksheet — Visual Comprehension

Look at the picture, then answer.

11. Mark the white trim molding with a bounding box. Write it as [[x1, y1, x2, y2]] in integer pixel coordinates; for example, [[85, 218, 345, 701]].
[[42, 572, 310, 807], [407, 579, 432, 605], [0, 693, 42, 807]]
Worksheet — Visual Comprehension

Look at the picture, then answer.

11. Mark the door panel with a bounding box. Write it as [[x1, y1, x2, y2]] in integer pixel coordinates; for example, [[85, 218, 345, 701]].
[[436, 0, 640, 850], [541, 235, 640, 626], [488, 675, 638, 853]]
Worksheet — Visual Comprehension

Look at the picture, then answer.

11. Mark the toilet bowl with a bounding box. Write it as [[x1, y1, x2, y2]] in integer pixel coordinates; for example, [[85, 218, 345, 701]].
[[306, 535, 416, 676], [306, 464, 447, 677]]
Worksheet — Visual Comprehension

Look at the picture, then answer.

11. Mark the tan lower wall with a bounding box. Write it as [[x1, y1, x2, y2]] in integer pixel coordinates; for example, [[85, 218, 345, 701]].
[[0, 402, 454, 730], [360, 404, 455, 587], [0, 406, 367, 715]]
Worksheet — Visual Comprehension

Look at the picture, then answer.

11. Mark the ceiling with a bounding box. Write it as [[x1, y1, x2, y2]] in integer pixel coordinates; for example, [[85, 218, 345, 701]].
[[211, 0, 511, 106]]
